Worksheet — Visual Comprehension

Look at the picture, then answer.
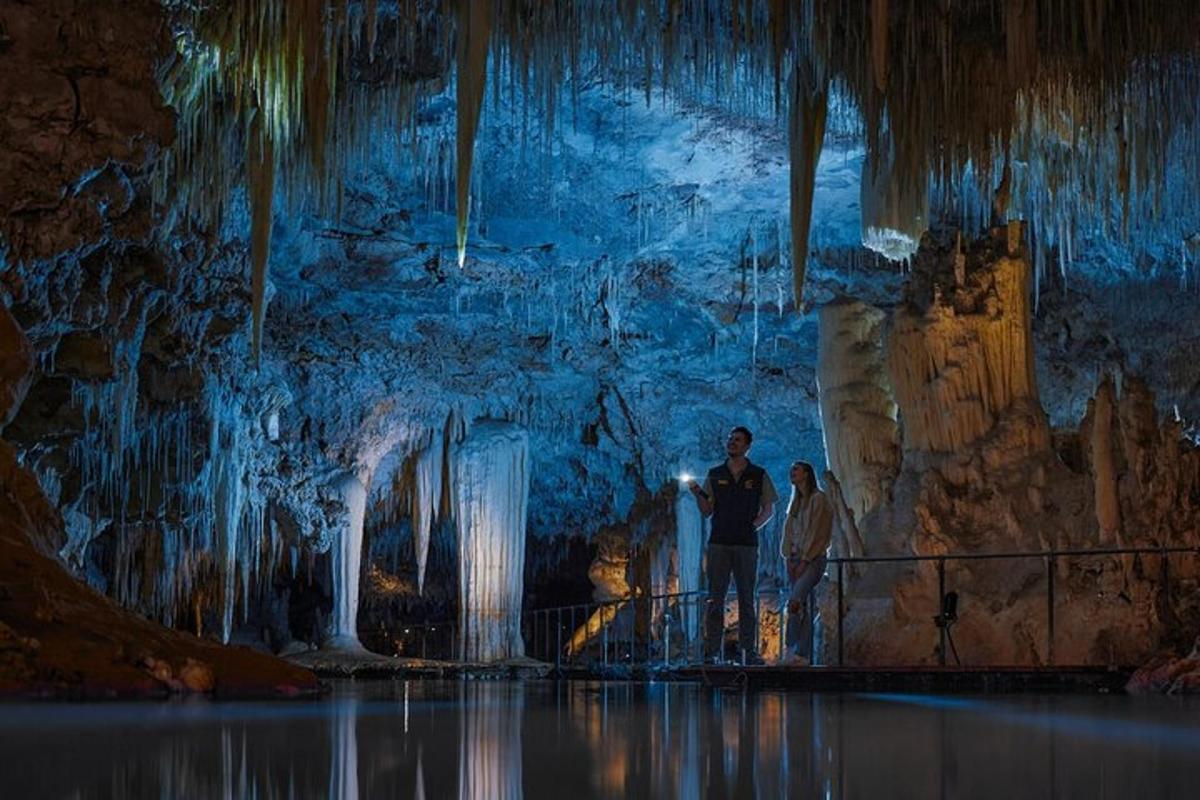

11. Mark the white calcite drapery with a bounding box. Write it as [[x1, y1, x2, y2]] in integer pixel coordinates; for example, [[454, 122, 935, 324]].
[[454, 421, 529, 663]]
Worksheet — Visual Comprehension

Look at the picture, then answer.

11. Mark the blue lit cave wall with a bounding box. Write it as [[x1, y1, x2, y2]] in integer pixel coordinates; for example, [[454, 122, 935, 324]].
[[3, 0, 1200, 664]]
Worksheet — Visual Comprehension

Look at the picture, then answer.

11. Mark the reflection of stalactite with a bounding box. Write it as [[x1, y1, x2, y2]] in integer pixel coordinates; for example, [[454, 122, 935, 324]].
[[330, 700, 360, 800], [458, 683, 522, 800], [454, 421, 528, 662]]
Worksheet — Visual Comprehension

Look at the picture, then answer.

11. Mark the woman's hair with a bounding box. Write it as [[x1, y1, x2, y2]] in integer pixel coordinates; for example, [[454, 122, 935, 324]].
[[785, 461, 820, 518]]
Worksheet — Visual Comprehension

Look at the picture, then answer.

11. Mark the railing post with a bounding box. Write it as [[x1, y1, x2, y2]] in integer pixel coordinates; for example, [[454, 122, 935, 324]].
[[837, 560, 845, 668], [937, 557, 947, 667], [1046, 553, 1056, 666]]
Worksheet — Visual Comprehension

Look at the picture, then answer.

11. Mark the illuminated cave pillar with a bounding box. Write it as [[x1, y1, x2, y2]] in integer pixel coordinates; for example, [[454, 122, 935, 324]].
[[454, 421, 529, 662], [886, 227, 1048, 457], [329, 471, 367, 650], [816, 298, 901, 523], [675, 489, 704, 641]]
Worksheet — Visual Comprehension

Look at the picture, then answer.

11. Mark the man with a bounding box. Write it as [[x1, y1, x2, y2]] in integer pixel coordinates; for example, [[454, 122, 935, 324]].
[[780, 461, 832, 665], [687, 426, 777, 665]]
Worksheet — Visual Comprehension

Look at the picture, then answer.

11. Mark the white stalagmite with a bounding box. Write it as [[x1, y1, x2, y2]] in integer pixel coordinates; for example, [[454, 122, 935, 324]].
[[454, 421, 529, 663], [816, 298, 900, 521], [412, 435, 445, 595], [675, 488, 704, 641], [330, 472, 368, 649]]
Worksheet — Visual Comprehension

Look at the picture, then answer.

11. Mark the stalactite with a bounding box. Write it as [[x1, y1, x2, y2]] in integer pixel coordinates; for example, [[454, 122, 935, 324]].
[[860, 139, 929, 262], [787, 55, 828, 308], [247, 111, 275, 366], [455, 0, 492, 268], [411, 433, 445, 595]]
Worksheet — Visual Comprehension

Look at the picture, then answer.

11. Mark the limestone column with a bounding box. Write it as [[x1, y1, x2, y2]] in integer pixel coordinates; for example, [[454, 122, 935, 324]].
[[329, 472, 367, 649], [454, 421, 529, 662], [816, 298, 901, 522]]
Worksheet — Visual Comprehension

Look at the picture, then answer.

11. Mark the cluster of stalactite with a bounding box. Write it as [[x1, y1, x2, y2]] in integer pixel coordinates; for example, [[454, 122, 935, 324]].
[[155, 0, 1200, 359]]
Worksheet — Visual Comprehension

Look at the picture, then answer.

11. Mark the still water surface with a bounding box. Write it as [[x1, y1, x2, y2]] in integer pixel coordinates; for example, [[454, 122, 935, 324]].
[[1, 680, 1197, 799]]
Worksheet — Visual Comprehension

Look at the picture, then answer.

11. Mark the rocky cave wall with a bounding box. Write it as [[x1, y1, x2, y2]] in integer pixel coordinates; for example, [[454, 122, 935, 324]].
[[4, 0, 1199, 671], [818, 226, 1200, 667]]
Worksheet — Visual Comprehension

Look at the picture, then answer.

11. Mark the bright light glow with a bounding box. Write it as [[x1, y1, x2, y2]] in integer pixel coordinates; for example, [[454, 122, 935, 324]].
[[679, 472, 693, 484]]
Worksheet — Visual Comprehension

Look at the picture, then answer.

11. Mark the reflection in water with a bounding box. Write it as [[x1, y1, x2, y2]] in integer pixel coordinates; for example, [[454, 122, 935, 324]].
[[460, 683, 523, 799], [330, 699, 359, 800], [0, 682, 1198, 798]]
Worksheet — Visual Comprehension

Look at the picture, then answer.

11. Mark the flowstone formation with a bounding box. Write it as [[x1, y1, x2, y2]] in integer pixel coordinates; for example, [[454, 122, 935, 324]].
[[819, 226, 1200, 666]]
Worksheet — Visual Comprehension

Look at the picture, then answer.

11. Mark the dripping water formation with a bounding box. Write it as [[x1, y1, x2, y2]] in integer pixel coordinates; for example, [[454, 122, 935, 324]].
[[2, 1, 1200, 797]]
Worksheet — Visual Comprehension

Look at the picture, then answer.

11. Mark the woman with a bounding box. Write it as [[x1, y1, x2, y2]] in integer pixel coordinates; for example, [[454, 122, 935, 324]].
[[780, 461, 833, 665]]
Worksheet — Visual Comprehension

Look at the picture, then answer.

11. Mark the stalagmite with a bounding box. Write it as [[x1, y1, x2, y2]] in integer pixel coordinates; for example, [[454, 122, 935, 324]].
[[454, 421, 529, 662], [1090, 376, 1123, 547], [455, 0, 492, 268], [330, 472, 368, 649], [788, 56, 828, 307], [816, 298, 900, 521]]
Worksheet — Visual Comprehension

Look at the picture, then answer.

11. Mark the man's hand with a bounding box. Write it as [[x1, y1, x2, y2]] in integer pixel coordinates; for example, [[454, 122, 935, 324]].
[[686, 479, 702, 496]]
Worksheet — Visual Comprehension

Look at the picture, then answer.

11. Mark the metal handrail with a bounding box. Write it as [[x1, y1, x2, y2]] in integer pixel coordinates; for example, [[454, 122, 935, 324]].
[[391, 544, 1200, 669]]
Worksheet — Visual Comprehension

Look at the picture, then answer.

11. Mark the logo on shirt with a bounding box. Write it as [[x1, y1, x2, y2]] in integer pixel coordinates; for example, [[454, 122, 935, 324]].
[[744, 479, 755, 488]]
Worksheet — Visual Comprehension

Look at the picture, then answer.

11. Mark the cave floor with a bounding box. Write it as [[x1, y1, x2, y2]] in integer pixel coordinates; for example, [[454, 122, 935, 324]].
[[1, 679, 1195, 798]]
